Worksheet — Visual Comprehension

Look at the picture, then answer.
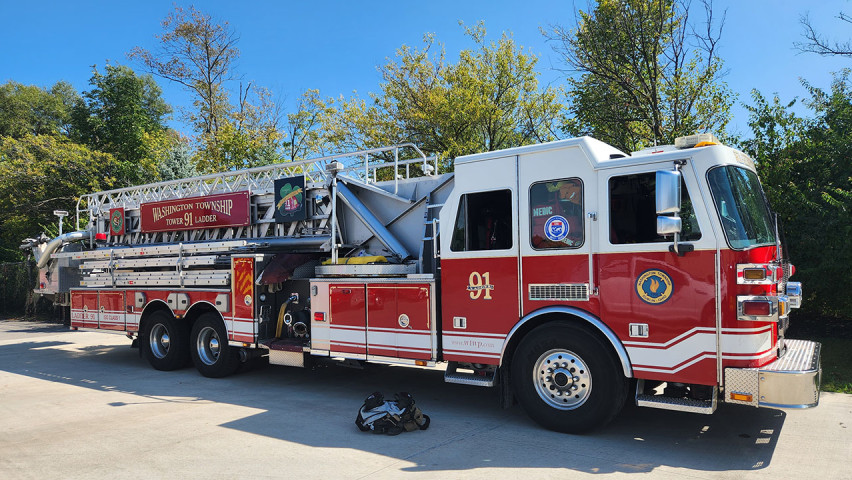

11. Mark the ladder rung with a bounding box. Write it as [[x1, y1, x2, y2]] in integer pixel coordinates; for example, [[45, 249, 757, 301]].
[[81, 255, 220, 270]]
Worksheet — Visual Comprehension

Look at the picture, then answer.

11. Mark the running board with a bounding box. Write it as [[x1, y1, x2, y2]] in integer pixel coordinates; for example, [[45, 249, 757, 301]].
[[635, 380, 717, 414], [444, 362, 496, 387]]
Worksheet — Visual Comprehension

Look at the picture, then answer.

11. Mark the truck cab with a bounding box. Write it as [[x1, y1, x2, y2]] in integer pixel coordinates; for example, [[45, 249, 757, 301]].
[[439, 134, 818, 432]]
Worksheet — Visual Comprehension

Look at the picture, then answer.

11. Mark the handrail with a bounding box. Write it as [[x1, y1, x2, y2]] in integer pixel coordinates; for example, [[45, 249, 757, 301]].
[[75, 143, 438, 230]]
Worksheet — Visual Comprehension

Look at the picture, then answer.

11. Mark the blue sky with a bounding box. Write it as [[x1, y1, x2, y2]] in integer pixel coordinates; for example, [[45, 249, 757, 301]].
[[2, 0, 851, 140]]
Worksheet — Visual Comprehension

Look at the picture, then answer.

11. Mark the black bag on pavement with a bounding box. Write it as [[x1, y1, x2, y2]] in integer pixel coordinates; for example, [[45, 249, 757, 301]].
[[355, 391, 430, 435]]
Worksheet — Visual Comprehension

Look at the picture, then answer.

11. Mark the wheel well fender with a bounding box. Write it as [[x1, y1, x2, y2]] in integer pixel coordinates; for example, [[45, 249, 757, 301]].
[[499, 306, 633, 378], [139, 300, 174, 330], [183, 301, 223, 330]]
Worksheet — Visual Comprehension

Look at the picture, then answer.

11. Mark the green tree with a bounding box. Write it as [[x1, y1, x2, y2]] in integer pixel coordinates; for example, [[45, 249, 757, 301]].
[[130, 6, 284, 172], [336, 22, 563, 163], [741, 71, 852, 316], [549, 0, 733, 152], [196, 84, 283, 172], [0, 81, 79, 138], [129, 5, 236, 138], [284, 89, 339, 161], [70, 64, 172, 185], [0, 135, 119, 260], [156, 135, 198, 181]]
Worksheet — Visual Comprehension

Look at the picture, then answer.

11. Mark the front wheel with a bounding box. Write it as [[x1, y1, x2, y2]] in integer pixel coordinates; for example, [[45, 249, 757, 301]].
[[190, 313, 240, 378], [511, 323, 627, 433]]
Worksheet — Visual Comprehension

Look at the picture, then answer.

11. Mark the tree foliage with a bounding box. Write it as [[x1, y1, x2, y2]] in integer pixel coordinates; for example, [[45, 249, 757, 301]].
[[741, 71, 852, 316], [70, 64, 172, 185], [336, 23, 563, 162], [195, 84, 283, 172], [284, 89, 339, 161], [549, 0, 733, 152], [130, 5, 283, 172], [0, 81, 79, 138], [129, 5, 237, 137], [0, 135, 119, 260]]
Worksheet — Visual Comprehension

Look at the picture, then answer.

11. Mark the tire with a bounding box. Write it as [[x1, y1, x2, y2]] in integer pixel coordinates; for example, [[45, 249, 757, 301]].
[[190, 312, 240, 378], [511, 322, 628, 433], [141, 310, 190, 371]]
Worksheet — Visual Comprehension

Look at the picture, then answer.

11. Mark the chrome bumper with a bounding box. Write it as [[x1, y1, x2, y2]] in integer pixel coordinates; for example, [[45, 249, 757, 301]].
[[724, 339, 821, 408]]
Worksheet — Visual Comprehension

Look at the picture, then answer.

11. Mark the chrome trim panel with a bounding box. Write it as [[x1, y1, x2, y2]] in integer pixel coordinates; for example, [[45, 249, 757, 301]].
[[266, 349, 305, 367], [500, 306, 633, 378], [724, 339, 821, 409]]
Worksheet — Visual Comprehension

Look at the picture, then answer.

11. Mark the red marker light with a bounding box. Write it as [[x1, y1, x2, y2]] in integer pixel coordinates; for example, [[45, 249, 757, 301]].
[[314, 312, 325, 323], [743, 301, 772, 316]]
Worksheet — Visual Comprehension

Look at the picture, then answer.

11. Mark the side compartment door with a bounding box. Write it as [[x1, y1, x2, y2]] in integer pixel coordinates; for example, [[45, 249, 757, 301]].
[[70, 290, 98, 329], [329, 284, 367, 358], [98, 291, 126, 331], [596, 162, 718, 385], [366, 284, 433, 360], [440, 155, 520, 364]]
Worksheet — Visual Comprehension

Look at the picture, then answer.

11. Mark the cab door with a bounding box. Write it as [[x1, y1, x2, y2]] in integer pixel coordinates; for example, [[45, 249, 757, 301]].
[[440, 155, 520, 364], [596, 161, 718, 386], [518, 146, 596, 317]]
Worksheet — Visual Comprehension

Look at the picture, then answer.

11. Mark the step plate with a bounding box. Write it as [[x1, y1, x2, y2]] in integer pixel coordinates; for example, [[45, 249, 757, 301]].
[[444, 371, 496, 387], [636, 393, 717, 414]]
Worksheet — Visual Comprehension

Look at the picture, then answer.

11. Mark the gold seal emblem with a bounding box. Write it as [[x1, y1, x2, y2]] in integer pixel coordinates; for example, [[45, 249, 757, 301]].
[[636, 269, 674, 305]]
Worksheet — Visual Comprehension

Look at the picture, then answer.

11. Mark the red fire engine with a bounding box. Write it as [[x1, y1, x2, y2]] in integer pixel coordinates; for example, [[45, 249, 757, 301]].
[[23, 134, 820, 433]]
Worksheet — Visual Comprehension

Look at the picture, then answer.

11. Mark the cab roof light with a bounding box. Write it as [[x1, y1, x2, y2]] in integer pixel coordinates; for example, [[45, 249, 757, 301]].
[[675, 133, 720, 149]]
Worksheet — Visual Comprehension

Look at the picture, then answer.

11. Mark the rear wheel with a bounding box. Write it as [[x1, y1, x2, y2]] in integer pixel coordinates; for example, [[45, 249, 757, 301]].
[[141, 310, 190, 371], [190, 313, 240, 378], [511, 322, 627, 433]]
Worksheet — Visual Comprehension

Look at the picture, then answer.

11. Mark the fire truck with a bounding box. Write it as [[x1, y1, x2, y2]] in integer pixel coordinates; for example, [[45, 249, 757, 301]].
[[22, 134, 820, 433]]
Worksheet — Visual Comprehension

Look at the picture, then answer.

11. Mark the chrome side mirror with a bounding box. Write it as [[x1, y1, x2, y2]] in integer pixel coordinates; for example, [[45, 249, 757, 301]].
[[656, 170, 682, 236], [656, 170, 681, 215], [657, 216, 682, 235]]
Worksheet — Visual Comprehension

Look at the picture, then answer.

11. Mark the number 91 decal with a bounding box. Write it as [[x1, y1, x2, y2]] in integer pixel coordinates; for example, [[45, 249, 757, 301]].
[[467, 271, 495, 300]]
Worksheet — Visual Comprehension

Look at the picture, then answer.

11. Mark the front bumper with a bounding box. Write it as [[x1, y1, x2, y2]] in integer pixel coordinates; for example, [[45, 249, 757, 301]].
[[724, 339, 821, 408]]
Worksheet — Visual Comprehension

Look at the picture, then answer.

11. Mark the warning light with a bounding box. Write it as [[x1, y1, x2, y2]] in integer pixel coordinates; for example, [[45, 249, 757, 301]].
[[730, 392, 753, 402]]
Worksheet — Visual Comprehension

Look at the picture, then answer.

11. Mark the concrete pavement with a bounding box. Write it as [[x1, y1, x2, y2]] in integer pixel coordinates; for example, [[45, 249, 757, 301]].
[[0, 319, 849, 479]]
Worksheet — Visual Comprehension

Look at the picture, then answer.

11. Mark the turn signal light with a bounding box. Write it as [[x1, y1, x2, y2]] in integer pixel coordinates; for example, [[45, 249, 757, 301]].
[[743, 268, 767, 281], [742, 300, 772, 316], [730, 392, 753, 402]]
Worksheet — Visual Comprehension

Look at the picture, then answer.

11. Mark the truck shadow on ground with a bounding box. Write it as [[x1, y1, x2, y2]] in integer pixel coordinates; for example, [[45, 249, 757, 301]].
[[0, 331, 785, 475]]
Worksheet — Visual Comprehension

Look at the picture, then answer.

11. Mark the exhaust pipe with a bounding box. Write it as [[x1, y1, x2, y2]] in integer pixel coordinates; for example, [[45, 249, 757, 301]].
[[35, 230, 93, 269]]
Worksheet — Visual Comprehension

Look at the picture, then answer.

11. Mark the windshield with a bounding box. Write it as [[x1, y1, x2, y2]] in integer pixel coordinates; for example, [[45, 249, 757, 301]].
[[707, 166, 775, 249]]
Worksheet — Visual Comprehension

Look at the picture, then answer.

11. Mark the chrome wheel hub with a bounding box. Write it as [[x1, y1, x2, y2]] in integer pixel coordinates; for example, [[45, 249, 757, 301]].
[[533, 349, 592, 410], [149, 324, 170, 359], [196, 326, 221, 366]]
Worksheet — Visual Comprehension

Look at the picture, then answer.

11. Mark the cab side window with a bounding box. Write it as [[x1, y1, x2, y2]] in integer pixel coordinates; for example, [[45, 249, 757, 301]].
[[450, 190, 513, 251], [529, 178, 584, 249], [609, 172, 701, 244]]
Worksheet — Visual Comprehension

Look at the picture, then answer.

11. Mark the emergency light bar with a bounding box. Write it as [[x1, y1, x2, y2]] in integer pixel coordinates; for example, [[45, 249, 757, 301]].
[[675, 133, 720, 149]]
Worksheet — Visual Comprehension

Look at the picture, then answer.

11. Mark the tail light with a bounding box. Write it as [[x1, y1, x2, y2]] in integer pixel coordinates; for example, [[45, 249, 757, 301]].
[[742, 300, 771, 316], [737, 296, 788, 322]]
